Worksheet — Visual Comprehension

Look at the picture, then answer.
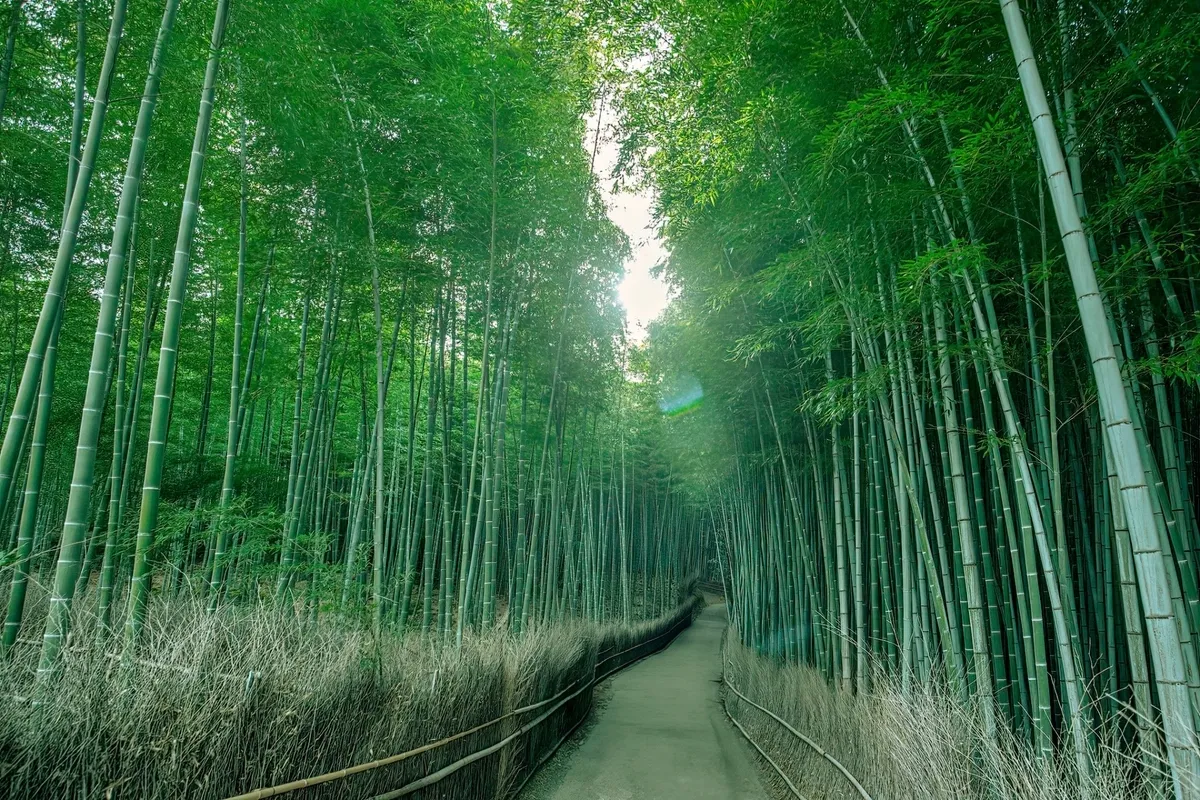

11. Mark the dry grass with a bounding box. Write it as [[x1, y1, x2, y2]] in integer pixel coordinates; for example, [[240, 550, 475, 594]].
[[0, 584, 701, 800], [722, 634, 1167, 800]]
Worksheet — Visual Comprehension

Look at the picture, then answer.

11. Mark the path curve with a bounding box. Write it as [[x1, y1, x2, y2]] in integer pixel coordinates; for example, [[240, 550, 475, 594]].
[[523, 603, 765, 799]]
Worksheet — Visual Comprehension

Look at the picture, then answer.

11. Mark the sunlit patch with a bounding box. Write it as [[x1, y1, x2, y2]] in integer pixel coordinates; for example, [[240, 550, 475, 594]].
[[659, 374, 704, 417]]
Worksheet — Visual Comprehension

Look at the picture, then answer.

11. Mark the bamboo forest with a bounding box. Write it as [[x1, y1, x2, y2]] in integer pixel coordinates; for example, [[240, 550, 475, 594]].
[[0, 0, 1197, 798]]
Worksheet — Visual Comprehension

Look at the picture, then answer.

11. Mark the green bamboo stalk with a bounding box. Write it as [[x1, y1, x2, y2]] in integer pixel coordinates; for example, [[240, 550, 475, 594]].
[[96, 250, 136, 636], [1, 307, 61, 654], [37, 0, 180, 675], [420, 302, 446, 632], [933, 296, 997, 739], [124, 0, 231, 647], [208, 76, 249, 608], [0, 0, 129, 524], [999, 0, 1199, 790], [0, 0, 26, 123]]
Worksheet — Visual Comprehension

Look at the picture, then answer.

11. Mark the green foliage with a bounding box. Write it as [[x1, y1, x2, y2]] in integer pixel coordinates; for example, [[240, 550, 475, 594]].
[[604, 0, 1200, 791]]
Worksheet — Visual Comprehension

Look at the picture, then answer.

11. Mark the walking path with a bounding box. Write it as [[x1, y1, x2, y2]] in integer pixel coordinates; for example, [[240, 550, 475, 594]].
[[522, 603, 765, 799]]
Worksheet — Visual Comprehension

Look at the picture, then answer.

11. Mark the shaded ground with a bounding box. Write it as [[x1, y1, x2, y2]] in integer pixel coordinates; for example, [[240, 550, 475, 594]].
[[521, 603, 765, 799]]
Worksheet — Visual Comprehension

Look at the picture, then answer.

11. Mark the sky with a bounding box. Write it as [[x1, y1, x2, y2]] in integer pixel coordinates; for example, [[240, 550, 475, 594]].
[[587, 104, 673, 343]]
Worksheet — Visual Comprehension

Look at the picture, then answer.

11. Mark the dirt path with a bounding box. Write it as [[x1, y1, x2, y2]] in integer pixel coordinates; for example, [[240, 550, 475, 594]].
[[522, 603, 765, 799]]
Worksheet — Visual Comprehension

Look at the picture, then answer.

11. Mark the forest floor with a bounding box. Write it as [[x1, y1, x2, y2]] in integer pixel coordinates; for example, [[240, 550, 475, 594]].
[[521, 603, 765, 799]]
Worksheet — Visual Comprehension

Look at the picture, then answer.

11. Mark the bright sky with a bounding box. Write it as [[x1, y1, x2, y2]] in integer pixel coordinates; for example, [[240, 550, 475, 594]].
[[587, 103, 673, 343]]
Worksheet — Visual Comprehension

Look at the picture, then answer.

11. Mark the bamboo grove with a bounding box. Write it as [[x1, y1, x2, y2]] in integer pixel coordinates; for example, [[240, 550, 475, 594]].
[[0, 0, 704, 697], [610, 0, 1200, 795]]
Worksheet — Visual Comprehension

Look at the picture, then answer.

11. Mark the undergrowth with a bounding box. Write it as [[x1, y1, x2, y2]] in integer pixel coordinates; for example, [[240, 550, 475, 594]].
[[0, 584, 701, 799], [722, 634, 1183, 800]]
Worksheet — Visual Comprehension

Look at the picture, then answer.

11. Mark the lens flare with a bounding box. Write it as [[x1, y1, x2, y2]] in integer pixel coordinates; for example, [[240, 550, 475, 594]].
[[659, 374, 704, 417]]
